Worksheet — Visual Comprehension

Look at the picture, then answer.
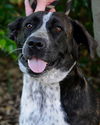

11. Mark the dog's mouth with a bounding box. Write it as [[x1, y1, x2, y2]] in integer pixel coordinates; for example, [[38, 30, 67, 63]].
[[20, 54, 60, 76], [28, 57, 47, 74]]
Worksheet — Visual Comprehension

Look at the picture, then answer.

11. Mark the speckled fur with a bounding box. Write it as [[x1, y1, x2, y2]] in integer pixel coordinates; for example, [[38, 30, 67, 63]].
[[19, 13, 73, 125], [19, 73, 70, 125], [19, 60, 76, 125]]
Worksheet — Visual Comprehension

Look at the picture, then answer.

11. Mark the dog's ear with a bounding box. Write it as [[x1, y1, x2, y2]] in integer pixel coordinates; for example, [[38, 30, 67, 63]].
[[71, 20, 97, 58], [65, 0, 72, 15], [8, 17, 24, 41]]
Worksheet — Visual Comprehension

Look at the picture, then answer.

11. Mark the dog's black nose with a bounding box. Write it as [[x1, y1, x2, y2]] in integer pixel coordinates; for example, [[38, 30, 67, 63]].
[[27, 37, 45, 50]]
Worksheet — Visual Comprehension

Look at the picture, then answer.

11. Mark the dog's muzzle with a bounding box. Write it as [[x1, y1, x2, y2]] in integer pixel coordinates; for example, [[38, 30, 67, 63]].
[[23, 36, 47, 59], [22, 36, 48, 74], [27, 36, 46, 50]]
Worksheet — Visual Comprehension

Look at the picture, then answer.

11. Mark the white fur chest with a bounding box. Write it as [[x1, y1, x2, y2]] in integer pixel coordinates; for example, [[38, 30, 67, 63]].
[[19, 74, 69, 125]]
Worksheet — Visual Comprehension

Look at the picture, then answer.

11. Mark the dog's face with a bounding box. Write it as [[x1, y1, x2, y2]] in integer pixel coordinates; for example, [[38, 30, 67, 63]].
[[8, 11, 97, 82]]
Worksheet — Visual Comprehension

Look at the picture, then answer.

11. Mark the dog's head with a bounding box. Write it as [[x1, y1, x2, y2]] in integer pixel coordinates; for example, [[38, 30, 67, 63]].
[[8, 11, 97, 83]]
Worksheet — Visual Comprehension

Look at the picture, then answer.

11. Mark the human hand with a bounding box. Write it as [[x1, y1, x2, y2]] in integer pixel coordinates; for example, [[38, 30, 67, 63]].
[[25, 0, 56, 16], [35, 0, 56, 12]]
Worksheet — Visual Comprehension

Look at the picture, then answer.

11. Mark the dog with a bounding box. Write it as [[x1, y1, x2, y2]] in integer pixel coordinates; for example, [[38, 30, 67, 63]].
[[8, 11, 99, 125]]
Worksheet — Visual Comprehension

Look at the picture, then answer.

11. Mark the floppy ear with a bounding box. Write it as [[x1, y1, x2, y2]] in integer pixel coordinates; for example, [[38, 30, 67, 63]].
[[71, 20, 97, 58], [8, 17, 24, 41]]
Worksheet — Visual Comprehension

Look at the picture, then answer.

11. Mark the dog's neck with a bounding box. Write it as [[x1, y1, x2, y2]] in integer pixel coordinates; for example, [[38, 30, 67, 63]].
[[27, 61, 76, 84], [19, 62, 76, 125], [20, 73, 70, 125]]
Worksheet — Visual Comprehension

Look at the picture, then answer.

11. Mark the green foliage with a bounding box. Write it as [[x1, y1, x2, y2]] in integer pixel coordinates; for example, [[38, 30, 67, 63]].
[[71, 0, 93, 34], [0, 0, 24, 58], [0, 29, 17, 59]]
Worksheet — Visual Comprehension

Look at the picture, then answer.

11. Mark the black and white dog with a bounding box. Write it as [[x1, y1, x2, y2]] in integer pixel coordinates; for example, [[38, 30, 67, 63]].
[[8, 11, 99, 125]]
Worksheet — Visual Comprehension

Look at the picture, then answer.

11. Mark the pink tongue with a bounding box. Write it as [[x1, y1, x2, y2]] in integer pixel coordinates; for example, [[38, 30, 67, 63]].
[[28, 57, 47, 73]]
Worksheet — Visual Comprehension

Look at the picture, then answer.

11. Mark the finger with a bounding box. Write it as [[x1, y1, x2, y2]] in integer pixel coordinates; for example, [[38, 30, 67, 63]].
[[25, 0, 33, 16], [35, 0, 47, 12]]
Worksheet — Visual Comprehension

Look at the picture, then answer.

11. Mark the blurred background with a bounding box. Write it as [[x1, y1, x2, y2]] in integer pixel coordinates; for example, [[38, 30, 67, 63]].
[[0, 0, 100, 125]]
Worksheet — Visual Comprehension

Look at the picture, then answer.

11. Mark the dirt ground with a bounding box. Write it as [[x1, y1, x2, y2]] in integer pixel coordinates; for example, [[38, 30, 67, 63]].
[[0, 53, 100, 125], [0, 55, 22, 125]]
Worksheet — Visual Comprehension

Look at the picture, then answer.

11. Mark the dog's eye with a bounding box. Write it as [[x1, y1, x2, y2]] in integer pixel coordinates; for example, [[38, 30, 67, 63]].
[[55, 26, 62, 33], [25, 23, 33, 29]]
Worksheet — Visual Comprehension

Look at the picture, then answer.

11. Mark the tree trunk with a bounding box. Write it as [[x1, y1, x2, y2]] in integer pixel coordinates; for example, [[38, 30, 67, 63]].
[[91, 0, 100, 57]]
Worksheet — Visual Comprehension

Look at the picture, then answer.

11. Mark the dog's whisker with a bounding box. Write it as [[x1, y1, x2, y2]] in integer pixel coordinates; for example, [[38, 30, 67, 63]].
[[9, 48, 22, 54]]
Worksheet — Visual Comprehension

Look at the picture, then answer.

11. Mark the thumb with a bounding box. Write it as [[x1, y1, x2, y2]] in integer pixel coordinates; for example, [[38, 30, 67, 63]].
[[25, 0, 33, 16]]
